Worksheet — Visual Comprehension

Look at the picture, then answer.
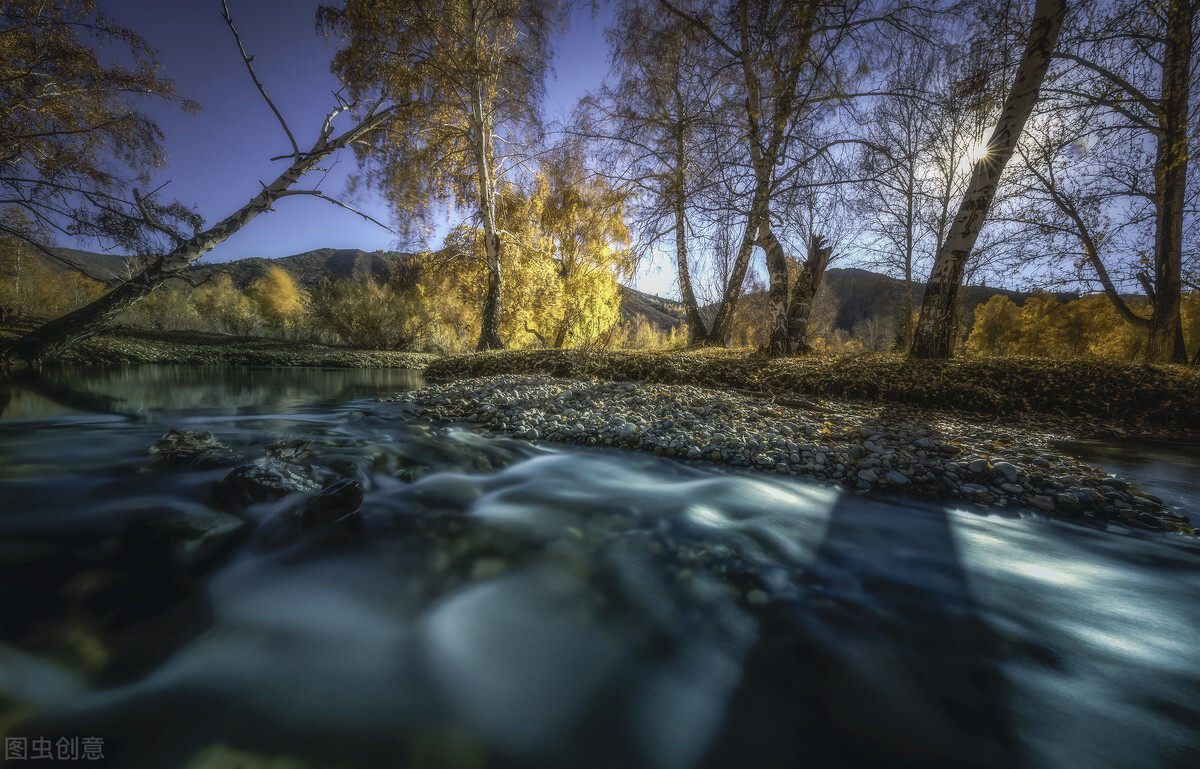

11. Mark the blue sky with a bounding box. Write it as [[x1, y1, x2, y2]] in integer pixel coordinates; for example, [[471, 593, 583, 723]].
[[89, 1, 668, 288]]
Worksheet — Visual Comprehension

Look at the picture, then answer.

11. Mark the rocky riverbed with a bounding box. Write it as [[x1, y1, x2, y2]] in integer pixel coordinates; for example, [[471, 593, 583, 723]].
[[395, 374, 1195, 535]]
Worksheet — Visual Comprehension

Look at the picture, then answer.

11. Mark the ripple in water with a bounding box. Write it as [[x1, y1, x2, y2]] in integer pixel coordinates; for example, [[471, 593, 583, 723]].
[[0, 367, 1196, 769]]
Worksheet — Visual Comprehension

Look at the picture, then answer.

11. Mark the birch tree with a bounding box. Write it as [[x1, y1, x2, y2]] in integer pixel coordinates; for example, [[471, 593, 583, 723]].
[[578, 0, 728, 343], [320, 0, 557, 350], [910, 0, 1068, 359], [658, 0, 834, 352], [5, 2, 400, 363], [1043, 0, 1197, 363]]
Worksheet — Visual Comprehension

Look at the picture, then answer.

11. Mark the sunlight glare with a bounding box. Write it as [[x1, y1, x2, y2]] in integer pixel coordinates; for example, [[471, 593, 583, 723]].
[[967, 137, 992, 163]]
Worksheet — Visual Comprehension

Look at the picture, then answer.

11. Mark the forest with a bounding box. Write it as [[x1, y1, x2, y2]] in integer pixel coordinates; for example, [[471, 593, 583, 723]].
[[1, 0, 1199, 366]]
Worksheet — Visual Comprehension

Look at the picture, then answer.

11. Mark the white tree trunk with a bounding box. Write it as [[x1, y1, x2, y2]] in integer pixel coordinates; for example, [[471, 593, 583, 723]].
[[910, 0, 1067, 359], [7, 109, 394, 363]]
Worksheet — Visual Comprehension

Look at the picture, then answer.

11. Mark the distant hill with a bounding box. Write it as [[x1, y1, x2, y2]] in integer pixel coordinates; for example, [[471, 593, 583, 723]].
[[45, 247, 147, 285], [821, 268, 1079, 332], [617, 285, 686, 330], [26, 246, 1083, 338], [188, 248, 418, 290]]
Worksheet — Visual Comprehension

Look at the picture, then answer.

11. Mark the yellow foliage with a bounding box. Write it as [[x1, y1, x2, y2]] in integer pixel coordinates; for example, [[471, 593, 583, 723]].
[[248, 266, 308, 333], [966, 292, 1150, 360], [0, 241, 106, 322], [192, 274, 260, 336], [607, 317, 688, 350], [423, 158, 634, 349], [120, 284, 198, 331], [966, 295, 1022, 356], [308, 276, 431, 350]]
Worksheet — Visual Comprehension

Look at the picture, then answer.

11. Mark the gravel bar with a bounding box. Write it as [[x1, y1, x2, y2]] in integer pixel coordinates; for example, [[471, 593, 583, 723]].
[[392, 374, 1194, 535]]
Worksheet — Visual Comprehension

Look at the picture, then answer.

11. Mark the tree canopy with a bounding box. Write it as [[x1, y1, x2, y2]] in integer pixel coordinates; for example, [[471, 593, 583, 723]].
[[0, 0, 200, 254]]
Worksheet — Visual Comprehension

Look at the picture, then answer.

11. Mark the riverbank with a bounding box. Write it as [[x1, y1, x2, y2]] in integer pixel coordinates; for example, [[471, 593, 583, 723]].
[[1, 325, 436, 369], [426, 348, 1200, 437], [395, 370, 1196, 535]]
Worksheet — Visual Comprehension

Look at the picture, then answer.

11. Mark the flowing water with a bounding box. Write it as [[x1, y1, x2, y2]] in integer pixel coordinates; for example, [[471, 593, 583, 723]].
[[0, 366, 1197, 769]]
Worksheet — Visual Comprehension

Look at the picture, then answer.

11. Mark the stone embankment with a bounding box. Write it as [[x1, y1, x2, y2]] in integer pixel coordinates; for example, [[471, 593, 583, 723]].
[[395, 374, 1194, 534]]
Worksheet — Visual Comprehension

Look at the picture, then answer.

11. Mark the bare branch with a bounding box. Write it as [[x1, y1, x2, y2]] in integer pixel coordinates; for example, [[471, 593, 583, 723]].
[[133, 188, 186, 247], [220, 0, 300, 158], [274, 189, 395, 232]]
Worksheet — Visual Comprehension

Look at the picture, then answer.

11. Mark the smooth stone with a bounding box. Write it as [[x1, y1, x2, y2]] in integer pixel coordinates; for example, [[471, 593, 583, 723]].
[[1030, 495, 1056, 512], [212, 457, 332, 509], [125, 509, 249, 572], [884, 470, 910, 486], [967, 459, 988, 474], [253, 479, 366, 553], [149, 429, 229, 465], [857, 469, 878, 483], [1053, 492, 1081, 510], [993, 461, 1019, 483]]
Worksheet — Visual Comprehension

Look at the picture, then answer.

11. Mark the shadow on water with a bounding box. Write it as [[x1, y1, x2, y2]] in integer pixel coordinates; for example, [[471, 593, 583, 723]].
[[3, 371, 1197, 769], [704, 493, 1016, 769]]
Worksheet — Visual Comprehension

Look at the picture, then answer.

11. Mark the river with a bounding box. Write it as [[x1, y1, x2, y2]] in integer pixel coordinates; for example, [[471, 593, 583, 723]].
[[0, 366, 1197, 769]]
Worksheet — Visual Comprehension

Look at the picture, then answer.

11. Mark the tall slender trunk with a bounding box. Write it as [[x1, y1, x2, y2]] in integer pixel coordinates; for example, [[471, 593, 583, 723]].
[[785, 234, 831, 353], [674, 187, 707, 343], [1147, 0, 1192, 363], [470, 73, 504, 351], [672, 134, 705, 340], [5, 109, 393, 364], [703, 0, 769, 348], [705, 206, 763, 346], [897, 163, 917, 349], [910, 0, 1067, 359]]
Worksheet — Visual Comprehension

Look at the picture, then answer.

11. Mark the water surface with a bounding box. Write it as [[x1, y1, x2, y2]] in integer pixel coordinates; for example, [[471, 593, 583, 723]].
[[0, 366, 1196, 769]]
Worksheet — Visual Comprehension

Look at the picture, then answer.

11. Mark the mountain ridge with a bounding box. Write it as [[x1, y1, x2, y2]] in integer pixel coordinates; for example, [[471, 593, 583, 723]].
[[39, 246, 1076, 336]]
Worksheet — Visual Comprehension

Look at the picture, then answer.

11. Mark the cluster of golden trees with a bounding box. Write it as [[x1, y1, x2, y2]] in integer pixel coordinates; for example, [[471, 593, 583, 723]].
[[0, 238, 685, 352], [0, 249, 107, 324], [966, 292, 1200, 361]]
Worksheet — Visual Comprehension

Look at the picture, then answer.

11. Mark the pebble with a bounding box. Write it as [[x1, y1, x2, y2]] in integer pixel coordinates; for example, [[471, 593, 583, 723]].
[[993, 461, 1019, 483], [391, 375, 1191, 534]]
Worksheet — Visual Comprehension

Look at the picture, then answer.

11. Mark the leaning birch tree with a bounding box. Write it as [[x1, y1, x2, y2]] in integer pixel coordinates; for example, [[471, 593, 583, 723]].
[[5, 1, 400, 364], [319, 0, 556, 350], [909, 0, 1068, 359]]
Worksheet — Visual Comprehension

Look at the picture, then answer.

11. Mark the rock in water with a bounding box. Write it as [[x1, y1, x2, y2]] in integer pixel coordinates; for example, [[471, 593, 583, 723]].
[[150, 430, 239, 466], [212, 457, 333, 510], [264, 438, 315, 462], [253, 479, 366, 553], [297, 479, 364, 530], [123, 509, 250, 573]]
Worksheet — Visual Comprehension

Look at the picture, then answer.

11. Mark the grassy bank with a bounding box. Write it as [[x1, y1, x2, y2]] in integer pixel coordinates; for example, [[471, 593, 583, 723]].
[[427, 348, 1200, 433]]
